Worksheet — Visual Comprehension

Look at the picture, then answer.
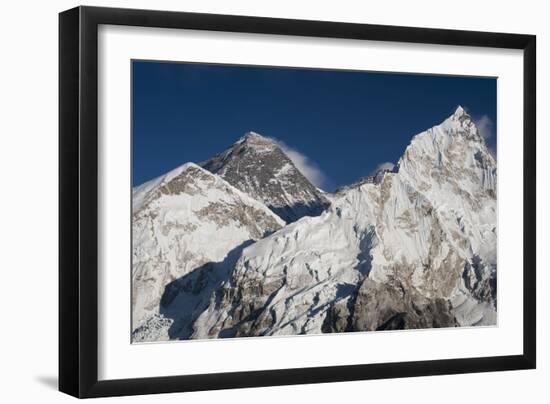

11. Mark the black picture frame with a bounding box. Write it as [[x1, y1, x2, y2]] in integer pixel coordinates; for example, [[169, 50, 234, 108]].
[[59, 5, 536, 398]]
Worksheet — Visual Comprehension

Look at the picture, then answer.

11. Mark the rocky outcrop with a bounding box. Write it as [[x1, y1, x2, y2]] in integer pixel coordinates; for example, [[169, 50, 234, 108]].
[[350, 278, 457, 331]]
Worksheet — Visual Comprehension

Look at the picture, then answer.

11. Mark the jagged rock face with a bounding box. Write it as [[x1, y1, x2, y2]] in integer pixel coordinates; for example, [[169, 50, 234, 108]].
[[350, 278, 457, 331], [131, 163, 284, 341], [201, 132, 330, 223], [191, 107, 497, 338]]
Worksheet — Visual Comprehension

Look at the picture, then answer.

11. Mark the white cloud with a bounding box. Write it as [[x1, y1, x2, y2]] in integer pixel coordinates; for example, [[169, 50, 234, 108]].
[[268, 137, 329, 189], [488, 145, 497, 160], [370, 162, 395, 175], [474, 115, 494, 140]]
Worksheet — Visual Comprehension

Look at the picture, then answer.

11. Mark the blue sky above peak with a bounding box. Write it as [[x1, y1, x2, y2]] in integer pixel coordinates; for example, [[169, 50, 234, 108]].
[[132, 61, 496, 191]]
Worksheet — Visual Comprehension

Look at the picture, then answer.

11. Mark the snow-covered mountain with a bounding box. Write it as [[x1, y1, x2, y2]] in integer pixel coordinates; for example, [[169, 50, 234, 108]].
[[191, 106, 497, 338], [132, 106, 497, 342], [131, 163, 284, 341], [201, 132, 330, 223]]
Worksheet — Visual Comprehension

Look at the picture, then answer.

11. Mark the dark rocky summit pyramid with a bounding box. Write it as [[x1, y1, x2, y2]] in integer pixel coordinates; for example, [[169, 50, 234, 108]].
[[201, 132, 330, 223]]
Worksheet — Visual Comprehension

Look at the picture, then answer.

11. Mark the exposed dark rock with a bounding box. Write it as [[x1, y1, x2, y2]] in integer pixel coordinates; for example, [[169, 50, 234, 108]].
[[350, 278, 457, 331], [201, 132, 330, 222]]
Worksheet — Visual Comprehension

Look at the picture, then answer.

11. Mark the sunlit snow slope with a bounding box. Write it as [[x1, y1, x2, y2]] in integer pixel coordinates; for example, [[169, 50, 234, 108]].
[[131, 163, 284, 341], [192, 107, 497, 338]]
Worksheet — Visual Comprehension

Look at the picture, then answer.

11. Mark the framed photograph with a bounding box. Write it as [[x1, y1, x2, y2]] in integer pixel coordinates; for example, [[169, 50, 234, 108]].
[[59, 6, 536, 398]]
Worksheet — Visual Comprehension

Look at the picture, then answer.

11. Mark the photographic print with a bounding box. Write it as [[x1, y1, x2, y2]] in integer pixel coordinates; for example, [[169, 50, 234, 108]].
[[131, 61, 497, 343]]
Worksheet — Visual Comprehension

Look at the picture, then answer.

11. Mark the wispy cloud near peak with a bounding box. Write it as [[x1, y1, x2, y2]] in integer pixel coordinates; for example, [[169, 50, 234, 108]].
[[474, 115, 494, 141], [268, 137, 330, 190], [370, 162, 395, 176]]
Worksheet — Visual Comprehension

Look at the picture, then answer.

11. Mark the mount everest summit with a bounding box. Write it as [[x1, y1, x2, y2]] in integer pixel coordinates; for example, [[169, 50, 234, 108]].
[[132, 106, 497, 342], [201, 132, 330, 223]]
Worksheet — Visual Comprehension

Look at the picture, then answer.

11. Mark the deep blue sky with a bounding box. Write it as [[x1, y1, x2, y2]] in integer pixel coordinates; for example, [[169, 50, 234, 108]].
[[132, 60, 496, 191]]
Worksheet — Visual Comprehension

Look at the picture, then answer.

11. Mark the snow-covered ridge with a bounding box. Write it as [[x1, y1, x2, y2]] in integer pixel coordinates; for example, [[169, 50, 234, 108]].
[[133, 162, 203, 212], [334, 168, 394, 195], [132, 106, 497, 341]]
